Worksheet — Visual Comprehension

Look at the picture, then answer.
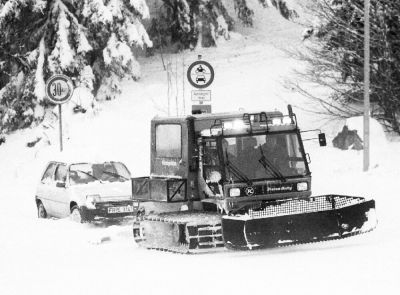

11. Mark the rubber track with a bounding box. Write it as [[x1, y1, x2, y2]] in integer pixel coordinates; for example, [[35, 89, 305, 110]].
[[134, 212, 223, 254]]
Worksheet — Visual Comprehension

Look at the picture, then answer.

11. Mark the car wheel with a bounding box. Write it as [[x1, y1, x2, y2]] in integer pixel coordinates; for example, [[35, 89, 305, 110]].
[[70, 206, 83, 223], [37, 201, 47, 218]]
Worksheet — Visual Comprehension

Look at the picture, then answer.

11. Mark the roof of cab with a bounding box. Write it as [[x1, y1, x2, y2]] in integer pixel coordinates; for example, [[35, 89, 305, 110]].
[[151, 110, 284, 123]]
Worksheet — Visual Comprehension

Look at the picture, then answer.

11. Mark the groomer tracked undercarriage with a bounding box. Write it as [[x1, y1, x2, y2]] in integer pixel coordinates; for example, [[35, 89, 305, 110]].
[[132, 106, 377, 253]]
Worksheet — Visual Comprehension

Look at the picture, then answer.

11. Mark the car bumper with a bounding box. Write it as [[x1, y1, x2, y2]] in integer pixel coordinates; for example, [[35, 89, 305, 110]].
[[81, 200, 139, 220]]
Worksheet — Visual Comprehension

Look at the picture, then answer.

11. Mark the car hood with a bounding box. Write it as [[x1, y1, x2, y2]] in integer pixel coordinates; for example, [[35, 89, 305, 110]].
[[70, 181, 132, 202]]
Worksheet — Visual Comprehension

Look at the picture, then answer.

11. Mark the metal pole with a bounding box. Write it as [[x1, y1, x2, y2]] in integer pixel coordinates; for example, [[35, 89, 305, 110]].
[[175, 56, 179, 116], [59, 104, 63, 152], [182, 54, 186, 115], [167, 62, 171, 116], [363, 0, 370, 171]]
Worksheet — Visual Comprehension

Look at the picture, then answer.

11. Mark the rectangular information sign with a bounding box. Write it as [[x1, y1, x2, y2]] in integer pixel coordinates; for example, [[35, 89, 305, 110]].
[[192, 104, 212, 114], [191, 90, 211, 102]]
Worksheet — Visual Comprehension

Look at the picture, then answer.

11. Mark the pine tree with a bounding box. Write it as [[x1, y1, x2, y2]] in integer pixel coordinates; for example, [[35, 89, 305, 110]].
[[148, 0, 296, 50], [268, 0, 297, 20], [234, 0, 255, 27], [148, 0, 233, 50], [0, 0, 152, 135]]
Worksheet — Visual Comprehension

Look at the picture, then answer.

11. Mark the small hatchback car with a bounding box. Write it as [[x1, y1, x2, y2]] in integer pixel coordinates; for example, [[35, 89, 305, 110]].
[[196, 75, 206, 83], [35, 160, 136, 222]]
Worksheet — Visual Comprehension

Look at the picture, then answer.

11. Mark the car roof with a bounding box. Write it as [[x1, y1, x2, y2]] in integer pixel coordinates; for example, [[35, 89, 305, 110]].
[[45, 151, 127, 166]]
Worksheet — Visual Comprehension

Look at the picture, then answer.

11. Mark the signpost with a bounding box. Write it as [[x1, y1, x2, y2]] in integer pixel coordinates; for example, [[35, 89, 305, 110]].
[[191, 90, 211, 103], [45, 74, 74, 152], [363, 0, 370, 172], [187, 55, 214, 114]]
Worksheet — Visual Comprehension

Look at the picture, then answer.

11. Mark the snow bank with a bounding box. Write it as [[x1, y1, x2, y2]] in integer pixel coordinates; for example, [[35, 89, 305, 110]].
[[346, 116, 389, 168]]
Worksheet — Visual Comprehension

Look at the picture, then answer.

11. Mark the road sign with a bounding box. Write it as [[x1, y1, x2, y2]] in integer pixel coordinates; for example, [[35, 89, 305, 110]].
[[45, 74, 74, 152], [187, 60, 214, 89], [191, 90, 211, 102], [192, 104, 212, 114], [45, 74, 74, 104]]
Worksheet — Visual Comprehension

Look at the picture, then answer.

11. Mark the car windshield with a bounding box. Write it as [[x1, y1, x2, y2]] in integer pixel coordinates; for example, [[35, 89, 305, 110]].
[[69, 162, 131, 185], [221, 133, 308, 182]]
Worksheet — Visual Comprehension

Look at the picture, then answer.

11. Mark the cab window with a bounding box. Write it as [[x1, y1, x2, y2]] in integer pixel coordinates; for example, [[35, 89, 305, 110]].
[[202, 139, 222, 185], [203, 140, 219, 166], [156, 124, 181, 158]]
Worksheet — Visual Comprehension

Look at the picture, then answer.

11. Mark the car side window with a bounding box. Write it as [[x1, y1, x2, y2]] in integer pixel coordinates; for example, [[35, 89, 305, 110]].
[[41, 163, 57, 183], [54, 164, 68, 183]]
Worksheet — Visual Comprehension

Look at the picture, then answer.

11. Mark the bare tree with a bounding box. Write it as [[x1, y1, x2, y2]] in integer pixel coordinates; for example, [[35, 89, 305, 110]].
[[288, 0, 400, 133]]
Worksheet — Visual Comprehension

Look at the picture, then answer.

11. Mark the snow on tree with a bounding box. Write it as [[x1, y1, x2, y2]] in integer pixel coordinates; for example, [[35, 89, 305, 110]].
[[289, 0, 400, 134], [266, 0, 298, 20], [148, 0, 296, 50], [234, 0, 255, 27], [0, 0, 152, 137], [82, 0, 152, 100]]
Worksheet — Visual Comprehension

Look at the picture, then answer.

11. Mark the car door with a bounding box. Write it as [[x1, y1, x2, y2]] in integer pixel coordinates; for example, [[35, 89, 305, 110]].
[[36, 162, 58, 217], [51, 163, 70, 218]]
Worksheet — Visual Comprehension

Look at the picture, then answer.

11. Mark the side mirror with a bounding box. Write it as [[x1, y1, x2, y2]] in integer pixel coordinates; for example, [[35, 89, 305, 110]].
[[287, 104, 293, 117], [318, 133, 327, 147], [56, 182, 66, 188]]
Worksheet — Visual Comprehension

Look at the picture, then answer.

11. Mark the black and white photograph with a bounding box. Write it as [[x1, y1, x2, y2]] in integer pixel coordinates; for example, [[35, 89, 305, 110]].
[[0, 0, 398, 294]]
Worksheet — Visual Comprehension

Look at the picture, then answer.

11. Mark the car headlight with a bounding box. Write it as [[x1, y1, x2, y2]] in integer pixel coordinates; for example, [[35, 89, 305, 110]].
[[297, 182, 308, 191], [229, 188, 241, 197], [86, 194, 100, 209]]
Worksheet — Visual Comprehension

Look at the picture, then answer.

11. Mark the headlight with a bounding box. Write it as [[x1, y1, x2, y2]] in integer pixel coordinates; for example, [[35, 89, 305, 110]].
[[282, 117, 292, 125], [229, 188, 241, 197], [297, 182, 308, 191], [272, 118, 283, 125], [86, 194, 100, 209], [232, 120, 246, 130], [210, 126, 223, 136]]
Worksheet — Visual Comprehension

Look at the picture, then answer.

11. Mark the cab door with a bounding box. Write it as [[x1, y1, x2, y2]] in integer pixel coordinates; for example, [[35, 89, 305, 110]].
[[151, 121, 188, 178]]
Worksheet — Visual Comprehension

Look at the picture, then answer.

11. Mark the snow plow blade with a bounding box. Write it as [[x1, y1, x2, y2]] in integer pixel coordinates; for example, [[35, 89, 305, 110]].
[[222, 195, 376, 250]]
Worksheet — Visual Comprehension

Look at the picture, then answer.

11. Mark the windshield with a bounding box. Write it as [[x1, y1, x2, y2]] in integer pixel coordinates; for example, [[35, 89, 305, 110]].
[[69, 162, 131, 185], [221, 133, 308, 181]]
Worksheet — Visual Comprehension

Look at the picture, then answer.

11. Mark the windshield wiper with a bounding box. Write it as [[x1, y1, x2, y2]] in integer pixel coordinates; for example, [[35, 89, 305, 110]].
[[74, 170, 103, 183], [258, 145, 286, 182], [224, 150, 250, 183], [101, 170, 129, 181]]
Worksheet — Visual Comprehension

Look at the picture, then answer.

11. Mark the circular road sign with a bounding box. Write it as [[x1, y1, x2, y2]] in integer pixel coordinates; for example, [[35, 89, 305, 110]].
[[187, 60, 214, 89], [45, 74, 74, 104]]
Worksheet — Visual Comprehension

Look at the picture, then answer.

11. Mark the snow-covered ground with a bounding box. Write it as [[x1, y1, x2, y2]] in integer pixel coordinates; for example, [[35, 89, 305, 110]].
[[1, 6, 400, 295]]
